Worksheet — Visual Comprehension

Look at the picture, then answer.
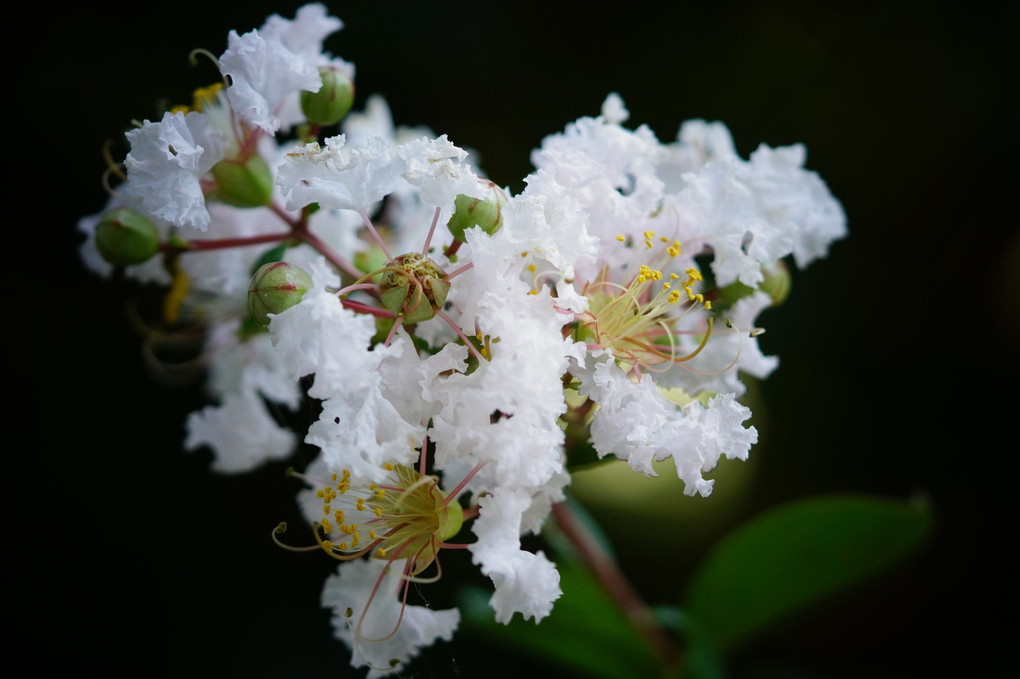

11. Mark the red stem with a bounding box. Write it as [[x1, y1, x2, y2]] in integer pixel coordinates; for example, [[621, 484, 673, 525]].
[[551, 501, 679, 669]]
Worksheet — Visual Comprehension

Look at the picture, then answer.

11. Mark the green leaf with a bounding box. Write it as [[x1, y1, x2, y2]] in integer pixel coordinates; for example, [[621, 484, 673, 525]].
[[460, 555, 662, 679], [682, 493, 933, 651]]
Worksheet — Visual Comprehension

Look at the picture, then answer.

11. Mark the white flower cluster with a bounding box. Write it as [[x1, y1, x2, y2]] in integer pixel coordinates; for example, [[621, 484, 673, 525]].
[[78, 5, 845, 675]]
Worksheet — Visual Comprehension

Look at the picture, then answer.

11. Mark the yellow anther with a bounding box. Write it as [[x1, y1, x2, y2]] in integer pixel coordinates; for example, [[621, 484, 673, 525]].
[[670, 272, 679, 280], [369, 531, 378, 539], [660, 236, 669, 242], [320, 518, 332, 533], [323, 504, 331, 515], [616, 234, 626, 242], [668, 290, 681, 304], [356, 497, 365, 511], [643, 230, 655, 239], [334, 510, 345, 523], [704, 300, 712, 310], [331, 473, 337, 482], [376, 490, 386, 499], [377, 548, 387, 558], [191, 83, 223, 111], [384, 463, 394, 471], [339, 542, 348, 550], [373, 507, 382, 517]]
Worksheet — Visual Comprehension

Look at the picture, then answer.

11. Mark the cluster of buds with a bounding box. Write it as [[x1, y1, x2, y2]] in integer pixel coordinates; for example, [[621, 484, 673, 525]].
[[78, 4, 846, 675]]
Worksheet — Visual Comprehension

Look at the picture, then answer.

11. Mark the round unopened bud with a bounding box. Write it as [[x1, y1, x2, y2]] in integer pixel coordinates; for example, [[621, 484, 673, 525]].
[[446, 179, 508, 241], [716, 261, 791, 310], [94, 208, 160, 266], [248, 261, 313, 326], [301, 66, 355, 126], [211, 154, 274, 207]]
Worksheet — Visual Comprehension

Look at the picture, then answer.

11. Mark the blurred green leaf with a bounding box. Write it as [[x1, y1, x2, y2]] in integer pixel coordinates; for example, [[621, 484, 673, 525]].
[[460, 554, 662, 678], [682, 493, 933, 651]]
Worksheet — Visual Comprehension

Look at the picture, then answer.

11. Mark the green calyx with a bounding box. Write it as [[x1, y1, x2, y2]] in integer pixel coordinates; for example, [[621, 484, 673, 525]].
[[446, 179, 508, 241], [94, 208, 160, 266], [301, 66, 355, 126], [247, 261, 313, 326]]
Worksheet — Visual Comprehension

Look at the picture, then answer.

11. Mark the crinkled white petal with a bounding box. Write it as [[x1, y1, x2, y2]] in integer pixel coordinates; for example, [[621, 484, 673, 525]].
[[397, 135, 481, 224], [121, 111, 224, 230], [268, 281, 423, 481], [184, 391, 296, 473], [581, 356, 756, 496], [261, 2, 343, 58], [321, 558, 459, 678], [468, 488, 561, 624], [219, 3, 346, 134], [426, 228, 574, 494], [745, 143, 847, 268], [277, 134, 405, 216]]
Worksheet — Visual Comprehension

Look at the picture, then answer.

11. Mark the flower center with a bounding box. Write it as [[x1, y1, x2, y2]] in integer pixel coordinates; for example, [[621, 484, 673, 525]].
[[575, 232, 713, 373], [315, 463, 463, 577]]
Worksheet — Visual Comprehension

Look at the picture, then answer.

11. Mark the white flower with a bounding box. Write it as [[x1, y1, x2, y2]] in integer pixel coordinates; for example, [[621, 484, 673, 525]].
[[321, 558, 459, 678], [219, 3, 350, 134], [185, 391, 296, 473], [580, 355, 756, 496], [468, 488, 562, 624], [398, 134, 482, 225], [121, 110, 224, 231], [268, 266, 424, 481], [183, 316, 302, 473], [277, 134, 405, 218]]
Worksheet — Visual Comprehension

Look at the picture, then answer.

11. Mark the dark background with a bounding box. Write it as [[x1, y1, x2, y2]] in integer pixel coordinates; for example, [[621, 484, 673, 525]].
[[11, 1, 1015, 677]]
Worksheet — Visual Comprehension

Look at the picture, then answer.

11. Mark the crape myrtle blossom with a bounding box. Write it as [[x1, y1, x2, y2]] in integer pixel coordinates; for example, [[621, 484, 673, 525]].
[[220, 2, 353, 135], [523, 94, 845, 491], [77, 4, 847, 675]]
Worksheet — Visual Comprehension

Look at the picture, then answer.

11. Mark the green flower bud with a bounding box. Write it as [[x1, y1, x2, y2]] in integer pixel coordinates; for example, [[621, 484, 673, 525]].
[[759, 260, 791, 306], [446, 179, 508, 241], [715, 260, 792, 310], [210, 154, 274, 207], [301, 66, 355, 126], [247, 261, 313, 326], [94, 208, 160, 266]]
